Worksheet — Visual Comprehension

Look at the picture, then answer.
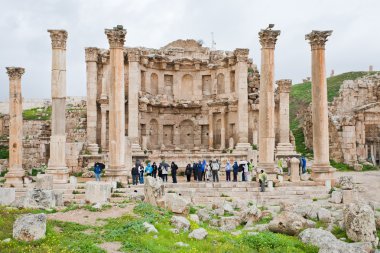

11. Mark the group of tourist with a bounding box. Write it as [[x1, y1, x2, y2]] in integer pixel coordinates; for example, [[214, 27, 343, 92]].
[[131, 160, 179, 185]]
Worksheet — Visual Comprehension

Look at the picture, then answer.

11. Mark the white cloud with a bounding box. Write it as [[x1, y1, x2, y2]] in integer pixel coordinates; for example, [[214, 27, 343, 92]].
[[0, 0, 379, 100]]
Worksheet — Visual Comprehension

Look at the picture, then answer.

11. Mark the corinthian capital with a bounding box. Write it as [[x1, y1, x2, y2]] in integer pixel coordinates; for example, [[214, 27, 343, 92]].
[[234, 48, 249, 62], [6, 67, 25, 80], [276, 79, 292, 93], [127, 49, 140, 62], [259, 29, 281, 49], [85, 47, 99, 62], [47, 30, 68, 49], [305, 30, 333, 50], [105, 25, 127, 48]]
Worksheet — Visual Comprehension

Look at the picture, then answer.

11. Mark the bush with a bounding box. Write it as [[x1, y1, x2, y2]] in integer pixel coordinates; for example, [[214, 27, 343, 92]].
[[0, 146, 9, 159]]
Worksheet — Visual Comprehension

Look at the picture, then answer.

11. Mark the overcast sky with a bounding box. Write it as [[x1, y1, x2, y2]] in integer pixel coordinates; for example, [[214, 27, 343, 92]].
[[0, 0, 379, 100]]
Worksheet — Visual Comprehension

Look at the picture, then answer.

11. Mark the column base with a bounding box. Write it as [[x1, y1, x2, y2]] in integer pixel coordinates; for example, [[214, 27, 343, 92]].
[[105, 166, 128, 183], [258, 162, 277, 180], [46, 166, 69, 184], [235, 143, 251, 151], [87, 143, 99, 155], [4, 169, 25, 188], [275, 143, 297, 157], [311, 164, 336, 183]]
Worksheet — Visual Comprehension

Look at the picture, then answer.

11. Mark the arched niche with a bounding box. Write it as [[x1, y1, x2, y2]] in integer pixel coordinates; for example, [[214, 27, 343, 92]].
[[181, 74, 193, 99]]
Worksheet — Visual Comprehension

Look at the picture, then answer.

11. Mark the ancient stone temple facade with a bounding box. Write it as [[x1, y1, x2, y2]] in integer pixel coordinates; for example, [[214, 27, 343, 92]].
[[303, 73, 380, 167], [85, 38, 280, 168]]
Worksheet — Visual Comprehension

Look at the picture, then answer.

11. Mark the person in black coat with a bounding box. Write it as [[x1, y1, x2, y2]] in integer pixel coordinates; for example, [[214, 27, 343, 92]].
[[192, 162, 198, 181], [152, 162, 158, 178], [185, 163, 192, 182], [131, 166, 139, 185], [171, 162, 178, 183]]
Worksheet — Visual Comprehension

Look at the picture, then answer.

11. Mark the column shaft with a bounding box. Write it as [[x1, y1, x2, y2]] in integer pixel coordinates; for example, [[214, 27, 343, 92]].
[[220, 110, 226, 150], [100, 105, 107, 151], [128, 51, 141, 151], [208, 112, 213, 149]]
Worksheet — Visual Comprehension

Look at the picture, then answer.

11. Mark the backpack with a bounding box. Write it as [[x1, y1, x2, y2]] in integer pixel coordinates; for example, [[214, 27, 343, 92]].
[[212, 163, 219, 171]]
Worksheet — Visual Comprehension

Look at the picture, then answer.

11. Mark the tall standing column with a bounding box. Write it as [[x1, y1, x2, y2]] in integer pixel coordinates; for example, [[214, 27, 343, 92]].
[[46, 30, 69, 184], [104, 25, 127, 181], [85, 47, 99, 154], [305, 30, 335, 182], [220, 109, 226, 150], [234, 49, 251, 150], [128, 50, 142, 151], [100, 104, 108, 152], [258, 27, 280, 175], [275, 79, 296, 157], [5, 67, 25, 187], [208, 111, 214, 150]]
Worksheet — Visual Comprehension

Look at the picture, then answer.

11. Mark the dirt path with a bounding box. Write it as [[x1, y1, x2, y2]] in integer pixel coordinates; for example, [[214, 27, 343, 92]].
[[336, 170, 380, 204], [47, 203, 135, 226]]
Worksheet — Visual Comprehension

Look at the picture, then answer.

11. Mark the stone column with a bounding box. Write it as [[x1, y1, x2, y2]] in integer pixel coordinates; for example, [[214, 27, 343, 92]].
[[5, 67, 25, 187], [46, 30, 69, 184], [104, 25, 127, 181], [258, 28, 280, 175], [128, 50, 142, 151], [100, 103, 108, 152], [208, 111, 214, 150], [275, 79, 296, 157], [220, 109, 226, 150], [85, 47, 99, 154], [234, 49, 251, 150], [305, 30, 335, 182]]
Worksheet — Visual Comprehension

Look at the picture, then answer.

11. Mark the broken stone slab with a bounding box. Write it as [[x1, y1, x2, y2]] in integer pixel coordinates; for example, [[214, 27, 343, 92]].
[[85, 181, 112, 204], [330, 190, 343, 204], [197, 208, 211, 222], [338, 176, 354, 190], [342, 189, 358, 204], [188, 228, 208, 240], [170, 216, 190, 231], [157, 193, 190, 214], [143, 222, 158, 234], [317, 207, 332, 223], [24, 189, 56, 209], [189, 214, 200, 224], [239, 205, 262, 226], [35, 174, 53, 190], [144, 176, 164, 206], [0, 188, 16, 205], [268, 211, 315, 236], [13, 213, 47, 242], [299, 228, 373, 253]]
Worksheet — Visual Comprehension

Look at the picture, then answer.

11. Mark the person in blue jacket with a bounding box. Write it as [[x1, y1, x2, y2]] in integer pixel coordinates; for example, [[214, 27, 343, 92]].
[[94, 162, 104, 181], [145, 162, 153, 177], [233, 161, 239, 182]]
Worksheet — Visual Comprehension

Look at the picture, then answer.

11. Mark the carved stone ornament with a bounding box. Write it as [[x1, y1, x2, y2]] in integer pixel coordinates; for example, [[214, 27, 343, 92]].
[[234, 48, 249, 62], [127, 49, 140, 62], [6, 67, 25, 80], [259, 29, 281, 49], [85, 47, 99, 62], [305, 30, 333, 50], [105, 25, 127, 48], [47, 30, 68, 49], [276, 79, 292, 93]]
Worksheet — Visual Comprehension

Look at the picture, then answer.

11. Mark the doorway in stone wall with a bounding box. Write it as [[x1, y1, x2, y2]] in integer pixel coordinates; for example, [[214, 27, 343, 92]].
[[179, 120, 194, 149]]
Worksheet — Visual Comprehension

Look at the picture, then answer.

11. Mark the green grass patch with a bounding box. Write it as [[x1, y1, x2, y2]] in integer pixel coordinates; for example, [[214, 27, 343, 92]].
[[0, 146, 9, 159], [331, 225, 352, 242], [22, 106, 51, 120]]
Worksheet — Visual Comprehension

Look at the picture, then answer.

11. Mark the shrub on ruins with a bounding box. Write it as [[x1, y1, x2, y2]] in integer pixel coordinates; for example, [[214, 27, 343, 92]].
[[0, 146, 9, 159]]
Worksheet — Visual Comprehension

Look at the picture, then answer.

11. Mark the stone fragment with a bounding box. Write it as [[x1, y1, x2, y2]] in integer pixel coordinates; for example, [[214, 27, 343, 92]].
[[197, 208, 211, 222], [300, 173, 311, 181], [169, 228, 179, 234], [342, 189, 358, 204], [343, 202, 379, 247], [231, 230, 242, 236], [0, 188, 16, 205], [170, 216, 190, 231], [317, 208, 332, 223], [13, 213, 47, 241], [339, 176, 354, 190], [35, 174, 53, 190], [268, 211, 315, 236], [330, 190, 343, 204], [85, 181, 112, 204], [189, 214, 200, 224], [299, 228, 373, 253], [144, 176, 164, 206], [82, 171, 95, 178], [239, 205, 262, 226], [223, 203, 234, 213], [213, 208, 224, 216], [143, 222, 158, 234], [218, 216, 240, 231], [175, 242, 189, 247], [24, 189, 56, 209], [188, 228, 208, 240], [157, 193, 190, 214]]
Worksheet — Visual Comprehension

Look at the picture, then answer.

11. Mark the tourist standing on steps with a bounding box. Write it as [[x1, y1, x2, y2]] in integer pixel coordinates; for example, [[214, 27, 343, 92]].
[[301, 156, 307, 174], [277, 158, 283, 174], [94, 162, 103, 181], [152, 162, 158, 178], [171, 161, 178, 183], [197, 160, 203, 182], [238, 162, 244, 182], [158, 162, 163, 179], [225, 161, 231, 182], [185, 163, 192, 182], [233, 161, 239, 182], [193, 161, 198, 181], [161, 162, 169, 182], [145, 162, 153, 177], [211, 160, 220, 182], [131, 166, 139, 185], [243, 162, 249, 181], [259, 170, 267, 192], [205, 161, 210, 181], [139, 164, 145, 184]]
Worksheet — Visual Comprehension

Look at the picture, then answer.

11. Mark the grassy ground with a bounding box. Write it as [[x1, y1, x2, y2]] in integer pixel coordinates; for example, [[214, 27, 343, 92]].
[[330, 160, 379, 172], [23, 107, 52, 120], [0, 203, 319, 253]]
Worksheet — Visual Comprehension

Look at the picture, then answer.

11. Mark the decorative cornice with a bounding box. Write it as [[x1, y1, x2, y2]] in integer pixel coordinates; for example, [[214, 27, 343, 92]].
[[305, 30, 333, 50], [6, 67, 25, 80], [127, 49, 140, 62], [259, 29, 281, 49], [276, 79, 292, 93], [234, 48, 249, 62], [47, 30, 68, 50], [105, 25, 126, 48], [85, 47, 99, 62]]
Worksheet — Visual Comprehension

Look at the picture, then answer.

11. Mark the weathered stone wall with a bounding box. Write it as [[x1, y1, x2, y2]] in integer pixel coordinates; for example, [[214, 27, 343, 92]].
[[302, 74, 380, 165]]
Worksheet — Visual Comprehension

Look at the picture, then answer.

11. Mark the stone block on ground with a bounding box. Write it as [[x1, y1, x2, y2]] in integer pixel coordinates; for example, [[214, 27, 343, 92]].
[[343, 202, 379, 247], [342, 189, 358, 204], [0, 188, 16, 205], [188, 228, 208, 240], [170, 216, 190, 231], [157, 193, 190, 214], [24, 189, 56, 209], [299, 228, 373, 253], [189, 214, 200, 224], [268, 211, 315, 236], [85, 181, 112, 204], [339, 176, 354, 190], [300, 173, 311, 181], [239, 205, 262, 226], [144, 176, 164, 206], [330, 190, 343, 204], [35, 174, 53, 190], [13, 213, 47, 241], [197, 208, 211, 222], [143, 222, 158, 234], [317, 208, 332, 223]]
